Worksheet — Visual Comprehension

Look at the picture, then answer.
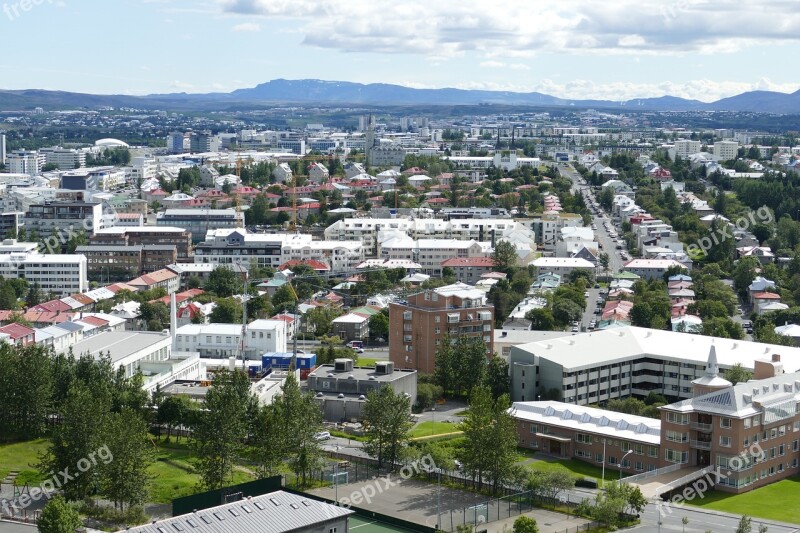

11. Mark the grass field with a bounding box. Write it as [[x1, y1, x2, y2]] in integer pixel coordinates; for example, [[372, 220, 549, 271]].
[[409, 421, 462, 439], [0, 438, 50, 486], [356, 358, 378, 368], [525, 457, 627, 484], [686, 475, 800, 524]]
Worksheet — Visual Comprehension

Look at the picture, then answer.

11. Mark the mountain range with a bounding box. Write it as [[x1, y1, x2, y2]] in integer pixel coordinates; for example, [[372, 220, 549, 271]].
[[1, 79, 800, 114]]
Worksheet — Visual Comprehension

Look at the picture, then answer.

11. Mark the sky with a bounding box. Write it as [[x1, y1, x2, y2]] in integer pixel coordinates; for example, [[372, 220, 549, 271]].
[[1, 0, 799, 102]]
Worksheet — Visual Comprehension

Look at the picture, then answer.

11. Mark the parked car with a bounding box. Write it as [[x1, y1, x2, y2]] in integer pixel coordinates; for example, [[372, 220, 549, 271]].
[[314, 431, 331, 441]]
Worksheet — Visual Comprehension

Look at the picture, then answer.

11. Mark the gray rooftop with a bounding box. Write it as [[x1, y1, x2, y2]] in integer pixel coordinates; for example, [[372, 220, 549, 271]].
[[309, 364, 414, 383], [120, 491, 353, 533], [76, 245, 143, 252], [69, 331, 171, 363]]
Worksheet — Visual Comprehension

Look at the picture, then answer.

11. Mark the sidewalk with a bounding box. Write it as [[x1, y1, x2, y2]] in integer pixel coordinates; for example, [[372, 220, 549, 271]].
[[482, 509, 592, 533]]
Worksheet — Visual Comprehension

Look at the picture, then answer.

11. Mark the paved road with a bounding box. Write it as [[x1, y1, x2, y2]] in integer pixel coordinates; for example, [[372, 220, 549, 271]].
[[629, 500, 800, 532]]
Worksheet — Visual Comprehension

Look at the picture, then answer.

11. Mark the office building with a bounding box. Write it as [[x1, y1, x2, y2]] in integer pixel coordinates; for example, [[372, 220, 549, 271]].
[[91, 226, 193, 260], [40, 147, 86, 170], [76, 245, 143, 282], [507, 326, 800, 405], [0, 133, 6, 165], [0, 212, 23, 238], [157, 209, 244, 242], [24, 200, 104, 235], [671, 140, 703, 159], [0, 252, 88, 296], [713, 140, 740, 161], [7, 150, 45, 175], [389, 283, 494, 374], [167, 131, 186, 154], [308, 359, 417, 421]]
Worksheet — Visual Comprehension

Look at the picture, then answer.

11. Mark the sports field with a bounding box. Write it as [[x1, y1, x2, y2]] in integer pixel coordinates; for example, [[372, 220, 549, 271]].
[[349, 515, 421, 533]]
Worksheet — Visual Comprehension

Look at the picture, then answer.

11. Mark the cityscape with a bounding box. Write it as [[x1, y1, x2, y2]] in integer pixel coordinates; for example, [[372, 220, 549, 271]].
[[2, 2, 800, 533]]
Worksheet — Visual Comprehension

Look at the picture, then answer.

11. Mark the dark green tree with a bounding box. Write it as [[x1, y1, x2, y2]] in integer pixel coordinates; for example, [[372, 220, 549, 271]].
[[362, 386, 413, 469]]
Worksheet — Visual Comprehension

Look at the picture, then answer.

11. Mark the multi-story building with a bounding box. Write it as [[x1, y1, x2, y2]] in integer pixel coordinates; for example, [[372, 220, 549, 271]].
[[75, 245, 143, 282], [7, 150, 45, 175], [507, 326, 800, 405], [40, 147, 86, 170], [378, 235, 490, 276], [713, 140, 740, 162], [0, 212, 23, 238], [194, 228, 363, 273], [528, 212, 584, 251], [128, 268, 181, 294], [530, 257, 595, 280], [0, 133, 6, 166], [0, 252, 88, 296], [440, 257, 498, 284], [157, 209, 244, 242], [24, 200, 104, 235], [671, 140, 703, 160], [511, 401, 662, 474], [173, 319, 287, 359], [389, 282, 494, 374], [623, 258, 689, 280], [61, 167, 125, 191], [91, 226, 193, 260], [167, 132, 186, 154], [142, 245, 178, 273]]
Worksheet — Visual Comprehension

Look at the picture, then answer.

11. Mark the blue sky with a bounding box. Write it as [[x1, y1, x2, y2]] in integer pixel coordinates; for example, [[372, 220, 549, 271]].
[[1, 0, 799, 102]]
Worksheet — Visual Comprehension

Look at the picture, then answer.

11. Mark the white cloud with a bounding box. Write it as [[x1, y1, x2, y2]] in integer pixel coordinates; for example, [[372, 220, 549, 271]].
[[220, 0, 800, 56], [448, 78, 800, 103], [232, 22, 261, 32], [479, 60, 530, 70]]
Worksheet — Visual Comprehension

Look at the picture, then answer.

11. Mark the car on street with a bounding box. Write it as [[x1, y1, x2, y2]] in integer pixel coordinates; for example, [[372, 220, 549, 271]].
[[314, 431, 331, 441]]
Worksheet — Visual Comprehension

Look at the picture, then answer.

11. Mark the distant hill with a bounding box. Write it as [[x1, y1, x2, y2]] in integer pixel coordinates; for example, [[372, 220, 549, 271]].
[[1, 79, 799, 114]]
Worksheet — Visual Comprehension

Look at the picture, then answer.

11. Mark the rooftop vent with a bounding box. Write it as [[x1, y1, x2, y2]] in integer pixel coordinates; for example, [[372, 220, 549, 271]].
[[334, 358, 354, 373], [375, 361, 394, 375]]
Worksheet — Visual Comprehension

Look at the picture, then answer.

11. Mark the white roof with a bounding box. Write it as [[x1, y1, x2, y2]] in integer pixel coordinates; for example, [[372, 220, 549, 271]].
[[433, 282, 486, 300], [624, 258, 685, 270], [531, 257, 594, 268], [331, 313, 369, 324], [510, 401, 661, 445], [510, 326, 800, 373]]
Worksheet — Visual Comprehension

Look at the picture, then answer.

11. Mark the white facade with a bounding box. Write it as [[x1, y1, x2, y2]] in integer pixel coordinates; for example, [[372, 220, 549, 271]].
[[0, 252, 88, 296], [40, 147, 87, 170], [378, 235, 489, 275], [671, 140, 702, 160], [0, 134, 6, 166], [7, 150, 45, 175], [194, 228, 364, 272], [713, 141, 739, 161], [173, 319, 287, 360]]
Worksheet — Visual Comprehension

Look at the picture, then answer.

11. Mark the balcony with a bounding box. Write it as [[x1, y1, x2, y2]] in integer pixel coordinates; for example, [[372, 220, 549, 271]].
[[690, 440, 711, 450], [691, 422, 712, 432]]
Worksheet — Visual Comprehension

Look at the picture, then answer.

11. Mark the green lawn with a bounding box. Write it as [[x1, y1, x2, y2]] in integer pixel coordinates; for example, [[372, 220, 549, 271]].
[[686, 476, 800, 524], [356, 358, 378, 368], [409, 421, 462, 439], [0, 438, 50, 486], [525, 457, 627, 485]]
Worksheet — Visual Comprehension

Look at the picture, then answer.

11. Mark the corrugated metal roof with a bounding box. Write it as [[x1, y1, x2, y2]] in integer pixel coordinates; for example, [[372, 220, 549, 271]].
[[121, 491, 353, 533]]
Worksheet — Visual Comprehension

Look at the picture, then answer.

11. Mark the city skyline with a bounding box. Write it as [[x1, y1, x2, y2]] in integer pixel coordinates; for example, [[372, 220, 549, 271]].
[[0, 0, 799, 102]]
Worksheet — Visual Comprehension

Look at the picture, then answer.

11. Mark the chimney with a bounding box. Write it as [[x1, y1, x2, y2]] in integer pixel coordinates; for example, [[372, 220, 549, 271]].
[[773, 354, 781, 363], [170, 292, 177, 338]]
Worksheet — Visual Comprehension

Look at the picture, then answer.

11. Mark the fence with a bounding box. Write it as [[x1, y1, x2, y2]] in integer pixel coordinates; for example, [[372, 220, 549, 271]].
[[0, 511, 40, 525], [553, 522, 602, 533]]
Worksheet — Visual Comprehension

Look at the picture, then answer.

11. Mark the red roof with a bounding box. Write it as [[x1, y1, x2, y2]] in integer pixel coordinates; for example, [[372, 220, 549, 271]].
[[753, 292, 781, 300], [23, 310, 73, 324], [441, 257, 498, 268], [0, 323, 36, 340], [279, 259, 330, 272], [79, 316, 109, 327], [32, 300, 73, 313], [177, 302, 204, 319], [151, 288, 205, 305]]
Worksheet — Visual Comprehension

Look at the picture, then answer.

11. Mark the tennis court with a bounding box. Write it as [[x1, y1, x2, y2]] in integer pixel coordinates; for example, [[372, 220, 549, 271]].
[[349, 514, 422, 533]]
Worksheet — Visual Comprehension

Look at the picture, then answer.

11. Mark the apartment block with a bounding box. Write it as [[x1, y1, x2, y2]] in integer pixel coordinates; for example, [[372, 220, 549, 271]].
[[24, 200, 104, 235], [389, 282, 494, 374], [40, 147, 86, 170], [91, 226, 193, 260], [157, 209, 244, 242], [0, 252, 88, 297], [173, 320, 287, 359], [75, 245, 143, 282]]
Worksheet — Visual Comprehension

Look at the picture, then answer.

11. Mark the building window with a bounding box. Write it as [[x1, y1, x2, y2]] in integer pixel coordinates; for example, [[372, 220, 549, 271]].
[[403, 311, 412, 320], [720, 417, 732, 429], [719, 436, 732, 448]]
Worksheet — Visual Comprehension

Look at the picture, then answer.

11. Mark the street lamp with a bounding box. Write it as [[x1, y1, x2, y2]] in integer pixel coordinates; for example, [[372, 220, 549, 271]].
[[601, 438, 606, 487], [621, 449, 633, 481], [436, 467, 441, 530], [431, 407, 436, 436]]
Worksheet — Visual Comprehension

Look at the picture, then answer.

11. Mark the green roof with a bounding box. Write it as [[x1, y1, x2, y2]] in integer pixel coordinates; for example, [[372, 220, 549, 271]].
[[613, 272, 641, 280]]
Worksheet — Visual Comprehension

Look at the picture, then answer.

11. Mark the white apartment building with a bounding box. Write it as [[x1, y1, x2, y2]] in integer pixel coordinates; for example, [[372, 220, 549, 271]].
[[40, 147, 87, 170], [7, 150, 45, 175], [0, 252, 88, 296], [0, 133, 7, 165], [529, 213, 584, 251], [530, 257, 595, 279], [173, 319, 287, 360], [555, 227, 598, 257], [713, 141, 740, 162], [194, 228, 364, 273], [325, 217, 530, 257], [671, 140, 702, 160], [378, 234, 490, 276], [23, 201, 105, 235]]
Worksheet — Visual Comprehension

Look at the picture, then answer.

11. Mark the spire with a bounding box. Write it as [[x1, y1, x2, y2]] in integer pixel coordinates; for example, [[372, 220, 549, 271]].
[[706, 342, 719, 377]]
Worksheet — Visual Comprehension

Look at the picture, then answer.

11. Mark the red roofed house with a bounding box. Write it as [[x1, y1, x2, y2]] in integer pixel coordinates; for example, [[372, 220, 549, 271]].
[[128, 268, 181, 294], [0, 323, 36, 346], [441, 257, 498, 285], [151, 288, 205, 306], [279, 259, 331, 273], [753, 292, 782, 314]]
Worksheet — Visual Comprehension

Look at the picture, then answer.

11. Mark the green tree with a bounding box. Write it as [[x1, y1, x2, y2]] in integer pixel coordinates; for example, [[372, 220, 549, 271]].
[[485, 356, 510, 399], [724, 363, 753, 385], [37, 495, 82, 533], [552, 299, 582, 327], [733, 256, 761, 296], [207, 266, 242, 297], [192, 370, 254, 489], [736, 515, 752, 533], [528, 468, 576, 502], [492, 240, 518, 273], [525, 308, 556, 331], [369, 311, 389, 340], [273, 373, 324, 487], [209, 297, 244, 324], [305, 306, 341, 337], [752, 224, 772, 245], [362, 386, 413, 469], [457, 387, 518, 494], [100, 408, 152, 510], [512, 516, 539, 533]]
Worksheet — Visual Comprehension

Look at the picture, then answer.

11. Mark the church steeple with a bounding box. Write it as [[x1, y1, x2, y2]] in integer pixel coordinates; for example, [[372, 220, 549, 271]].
[[692, 342, 732, 397], [705, 343, 719, 377]]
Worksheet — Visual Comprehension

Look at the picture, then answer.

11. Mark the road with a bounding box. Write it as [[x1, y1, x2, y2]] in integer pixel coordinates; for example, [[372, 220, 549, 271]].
[[628, 500, 800, 532]]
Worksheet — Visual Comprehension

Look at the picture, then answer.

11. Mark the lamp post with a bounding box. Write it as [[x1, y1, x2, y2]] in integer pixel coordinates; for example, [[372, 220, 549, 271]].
[[601, 438, 606, 487], [621, 449, 633, 481], [334, 462, 339, 505], [431, 406, 435, 436], [436, 467, 441, 530]]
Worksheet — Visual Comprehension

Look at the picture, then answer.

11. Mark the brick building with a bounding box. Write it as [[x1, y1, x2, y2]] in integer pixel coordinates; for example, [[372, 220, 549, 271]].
[[389, 282, 493, 374]]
